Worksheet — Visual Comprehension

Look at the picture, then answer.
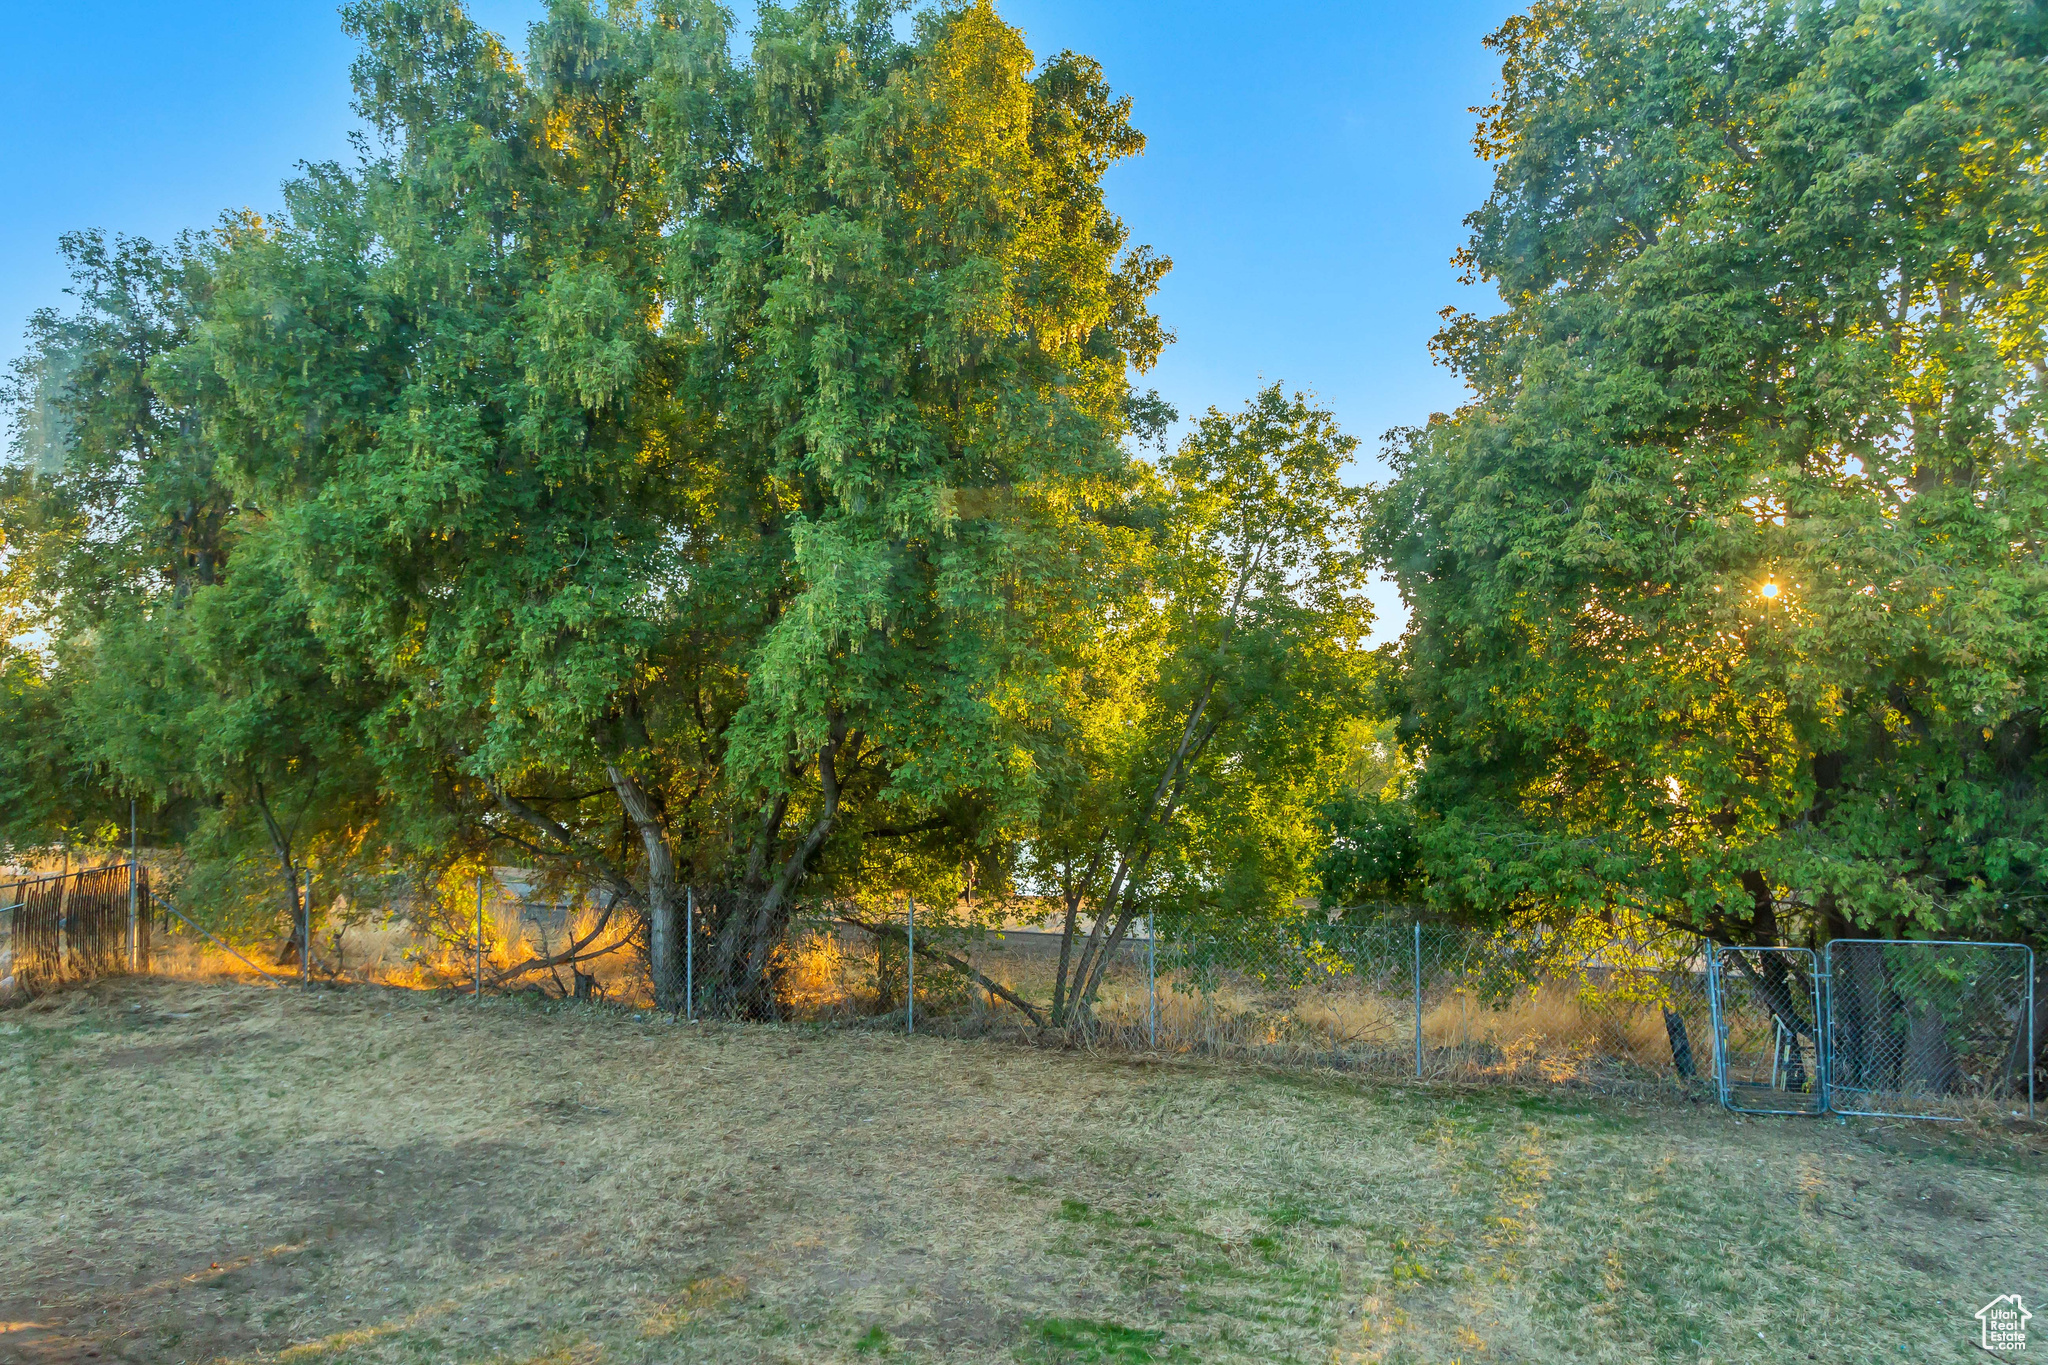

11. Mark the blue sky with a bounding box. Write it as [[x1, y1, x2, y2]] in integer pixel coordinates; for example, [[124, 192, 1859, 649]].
[[1, 0, 1518, 638]]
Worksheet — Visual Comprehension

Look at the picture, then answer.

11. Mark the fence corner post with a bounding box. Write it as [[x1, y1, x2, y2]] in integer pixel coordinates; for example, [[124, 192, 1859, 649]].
[[906, 892, 915, 1036], [1413, 918, 1423, 1079], [686, 885, 695, 1022], [473, 871, 483, 1001], [1147, 909, 1158, 1049]]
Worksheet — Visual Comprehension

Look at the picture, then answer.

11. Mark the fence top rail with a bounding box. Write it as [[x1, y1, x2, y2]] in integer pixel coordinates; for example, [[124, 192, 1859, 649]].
[[0, 863, 137, 891], [1825, 937, 2032, 952]]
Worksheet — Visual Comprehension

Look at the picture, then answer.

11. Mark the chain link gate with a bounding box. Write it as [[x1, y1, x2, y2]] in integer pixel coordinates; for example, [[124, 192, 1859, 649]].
[[1824, 939, 2035, 1122], [1709, 945, 1826, 1115]]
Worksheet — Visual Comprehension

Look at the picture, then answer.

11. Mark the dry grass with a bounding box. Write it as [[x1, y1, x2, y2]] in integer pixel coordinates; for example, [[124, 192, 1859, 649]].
[[146, 904, 649, 1004], [2, 976, 2044, 1364], [1130, 980, 1699, 1085]]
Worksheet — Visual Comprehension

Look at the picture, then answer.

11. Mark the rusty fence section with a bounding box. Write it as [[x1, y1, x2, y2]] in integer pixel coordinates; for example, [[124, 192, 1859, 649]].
[[0, 863, 150, 1001]]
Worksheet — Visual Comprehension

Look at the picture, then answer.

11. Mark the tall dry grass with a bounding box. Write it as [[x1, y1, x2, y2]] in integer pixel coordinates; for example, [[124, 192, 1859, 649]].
[[146, 897, 650, 1002], [771, 928, 1700, 1090], [136, 905, 1702, 1093]]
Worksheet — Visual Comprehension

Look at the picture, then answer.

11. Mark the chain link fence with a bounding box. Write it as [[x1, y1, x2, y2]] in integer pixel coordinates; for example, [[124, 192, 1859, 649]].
[[1143, 918, 1713, 1089], [766, 910, 1716, 1093], [55, 864, 2041, 1120], [772, 911, 2039, 1117], [1823, 939, 2036, 1121], [1709, 945, 1826, 1116]]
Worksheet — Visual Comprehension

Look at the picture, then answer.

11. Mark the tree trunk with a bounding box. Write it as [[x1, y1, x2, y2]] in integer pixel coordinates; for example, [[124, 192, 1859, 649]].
[[1051, 887, 1083, 1026], [607, 765, 679, 1013], [702, 726, 848, 1018], [1070, 907, 1141, 1027], [1905, 997, 1960, 1095], [1663, 1008, 1695, 1079], [252, 781, 303, 967]]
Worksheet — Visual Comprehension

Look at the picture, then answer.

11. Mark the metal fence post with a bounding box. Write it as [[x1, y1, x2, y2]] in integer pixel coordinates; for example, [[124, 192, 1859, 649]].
[[1413, 919, 1423, 1079], [906, 892, 915, 1036], [1817, 952, 1832, 1113], [1147, 909, 1158, 1048], [127, 799, 138, 972], [2031, 948, 2038, 1122], [1706, 944, 1724, 1105], [301, 867, 310, 986], [685, 886, 695, 1022], [473, 872, 483, 1001]]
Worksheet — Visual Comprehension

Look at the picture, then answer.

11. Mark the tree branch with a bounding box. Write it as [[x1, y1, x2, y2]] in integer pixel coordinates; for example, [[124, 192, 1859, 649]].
[[863, 814, 952, 841], [840, 915, 1046, 1027], [489, 781, 645, 912]]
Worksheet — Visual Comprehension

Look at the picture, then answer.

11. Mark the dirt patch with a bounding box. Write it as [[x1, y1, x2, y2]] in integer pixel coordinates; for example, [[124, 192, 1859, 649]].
[[1890, 1179, 1991, 1222], [1894, 1246, 1954, 1276], [0, 1132, 566, 1365]]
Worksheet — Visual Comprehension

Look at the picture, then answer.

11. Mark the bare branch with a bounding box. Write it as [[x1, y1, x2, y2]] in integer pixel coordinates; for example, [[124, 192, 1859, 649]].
[[839, 915, 1047, 1028]]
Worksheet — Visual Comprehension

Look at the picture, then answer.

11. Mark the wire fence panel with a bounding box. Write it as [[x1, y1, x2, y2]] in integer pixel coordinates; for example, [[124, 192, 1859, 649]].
[[61, 863, 2038, 1124], [0, 864, 150, 1000], [1825, 939, 2036, 1122], [1153, 921, 1423, 1073], [1710, 945, 1825, 1116], [764, 913, 1722, 1088], [1138, 918, 1714, 1088]]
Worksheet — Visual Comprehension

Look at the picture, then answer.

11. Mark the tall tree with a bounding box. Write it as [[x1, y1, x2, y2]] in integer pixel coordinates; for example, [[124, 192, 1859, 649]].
[[1028, 386, 1377, 1025], [192, 0, 1170, 1012], [0, 231, 232, 855], [1377, 0, 2048, 974]]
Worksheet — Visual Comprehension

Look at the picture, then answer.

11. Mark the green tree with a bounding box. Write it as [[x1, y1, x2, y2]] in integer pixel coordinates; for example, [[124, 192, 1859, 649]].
[[1378, 0, 2048, 971], [1313, 718, 1422, 916], [1028, 386, 1377, 1024], [191, 0, 1169, 1013], [68, 526, 387, 957], [0, 231, 230, 856], [1, 228, 391, 952]]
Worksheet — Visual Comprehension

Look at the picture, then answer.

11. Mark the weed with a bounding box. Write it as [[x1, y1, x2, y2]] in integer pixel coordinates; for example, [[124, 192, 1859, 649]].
[[1024, 1318, 1168, 1364]]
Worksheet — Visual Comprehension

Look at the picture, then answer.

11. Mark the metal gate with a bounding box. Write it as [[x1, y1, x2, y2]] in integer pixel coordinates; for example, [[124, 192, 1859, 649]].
[[1709, 939, 2037, 1121], [1709, 945, 1826, 1116]]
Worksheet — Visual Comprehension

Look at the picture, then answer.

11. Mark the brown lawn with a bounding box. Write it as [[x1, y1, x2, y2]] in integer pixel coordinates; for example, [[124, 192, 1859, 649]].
[[1, 977, 2042, 1364]]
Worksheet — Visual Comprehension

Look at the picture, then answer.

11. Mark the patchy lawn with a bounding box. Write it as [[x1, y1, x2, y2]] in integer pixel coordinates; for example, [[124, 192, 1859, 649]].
[[1, 978, 2042, 1364]]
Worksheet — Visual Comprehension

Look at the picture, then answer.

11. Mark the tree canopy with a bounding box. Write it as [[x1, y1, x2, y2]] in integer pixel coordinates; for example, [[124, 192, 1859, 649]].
[[1, 0, 1380, 1014], [1378, 0, 2048, 947], [19, 0, 2048, 1014]]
